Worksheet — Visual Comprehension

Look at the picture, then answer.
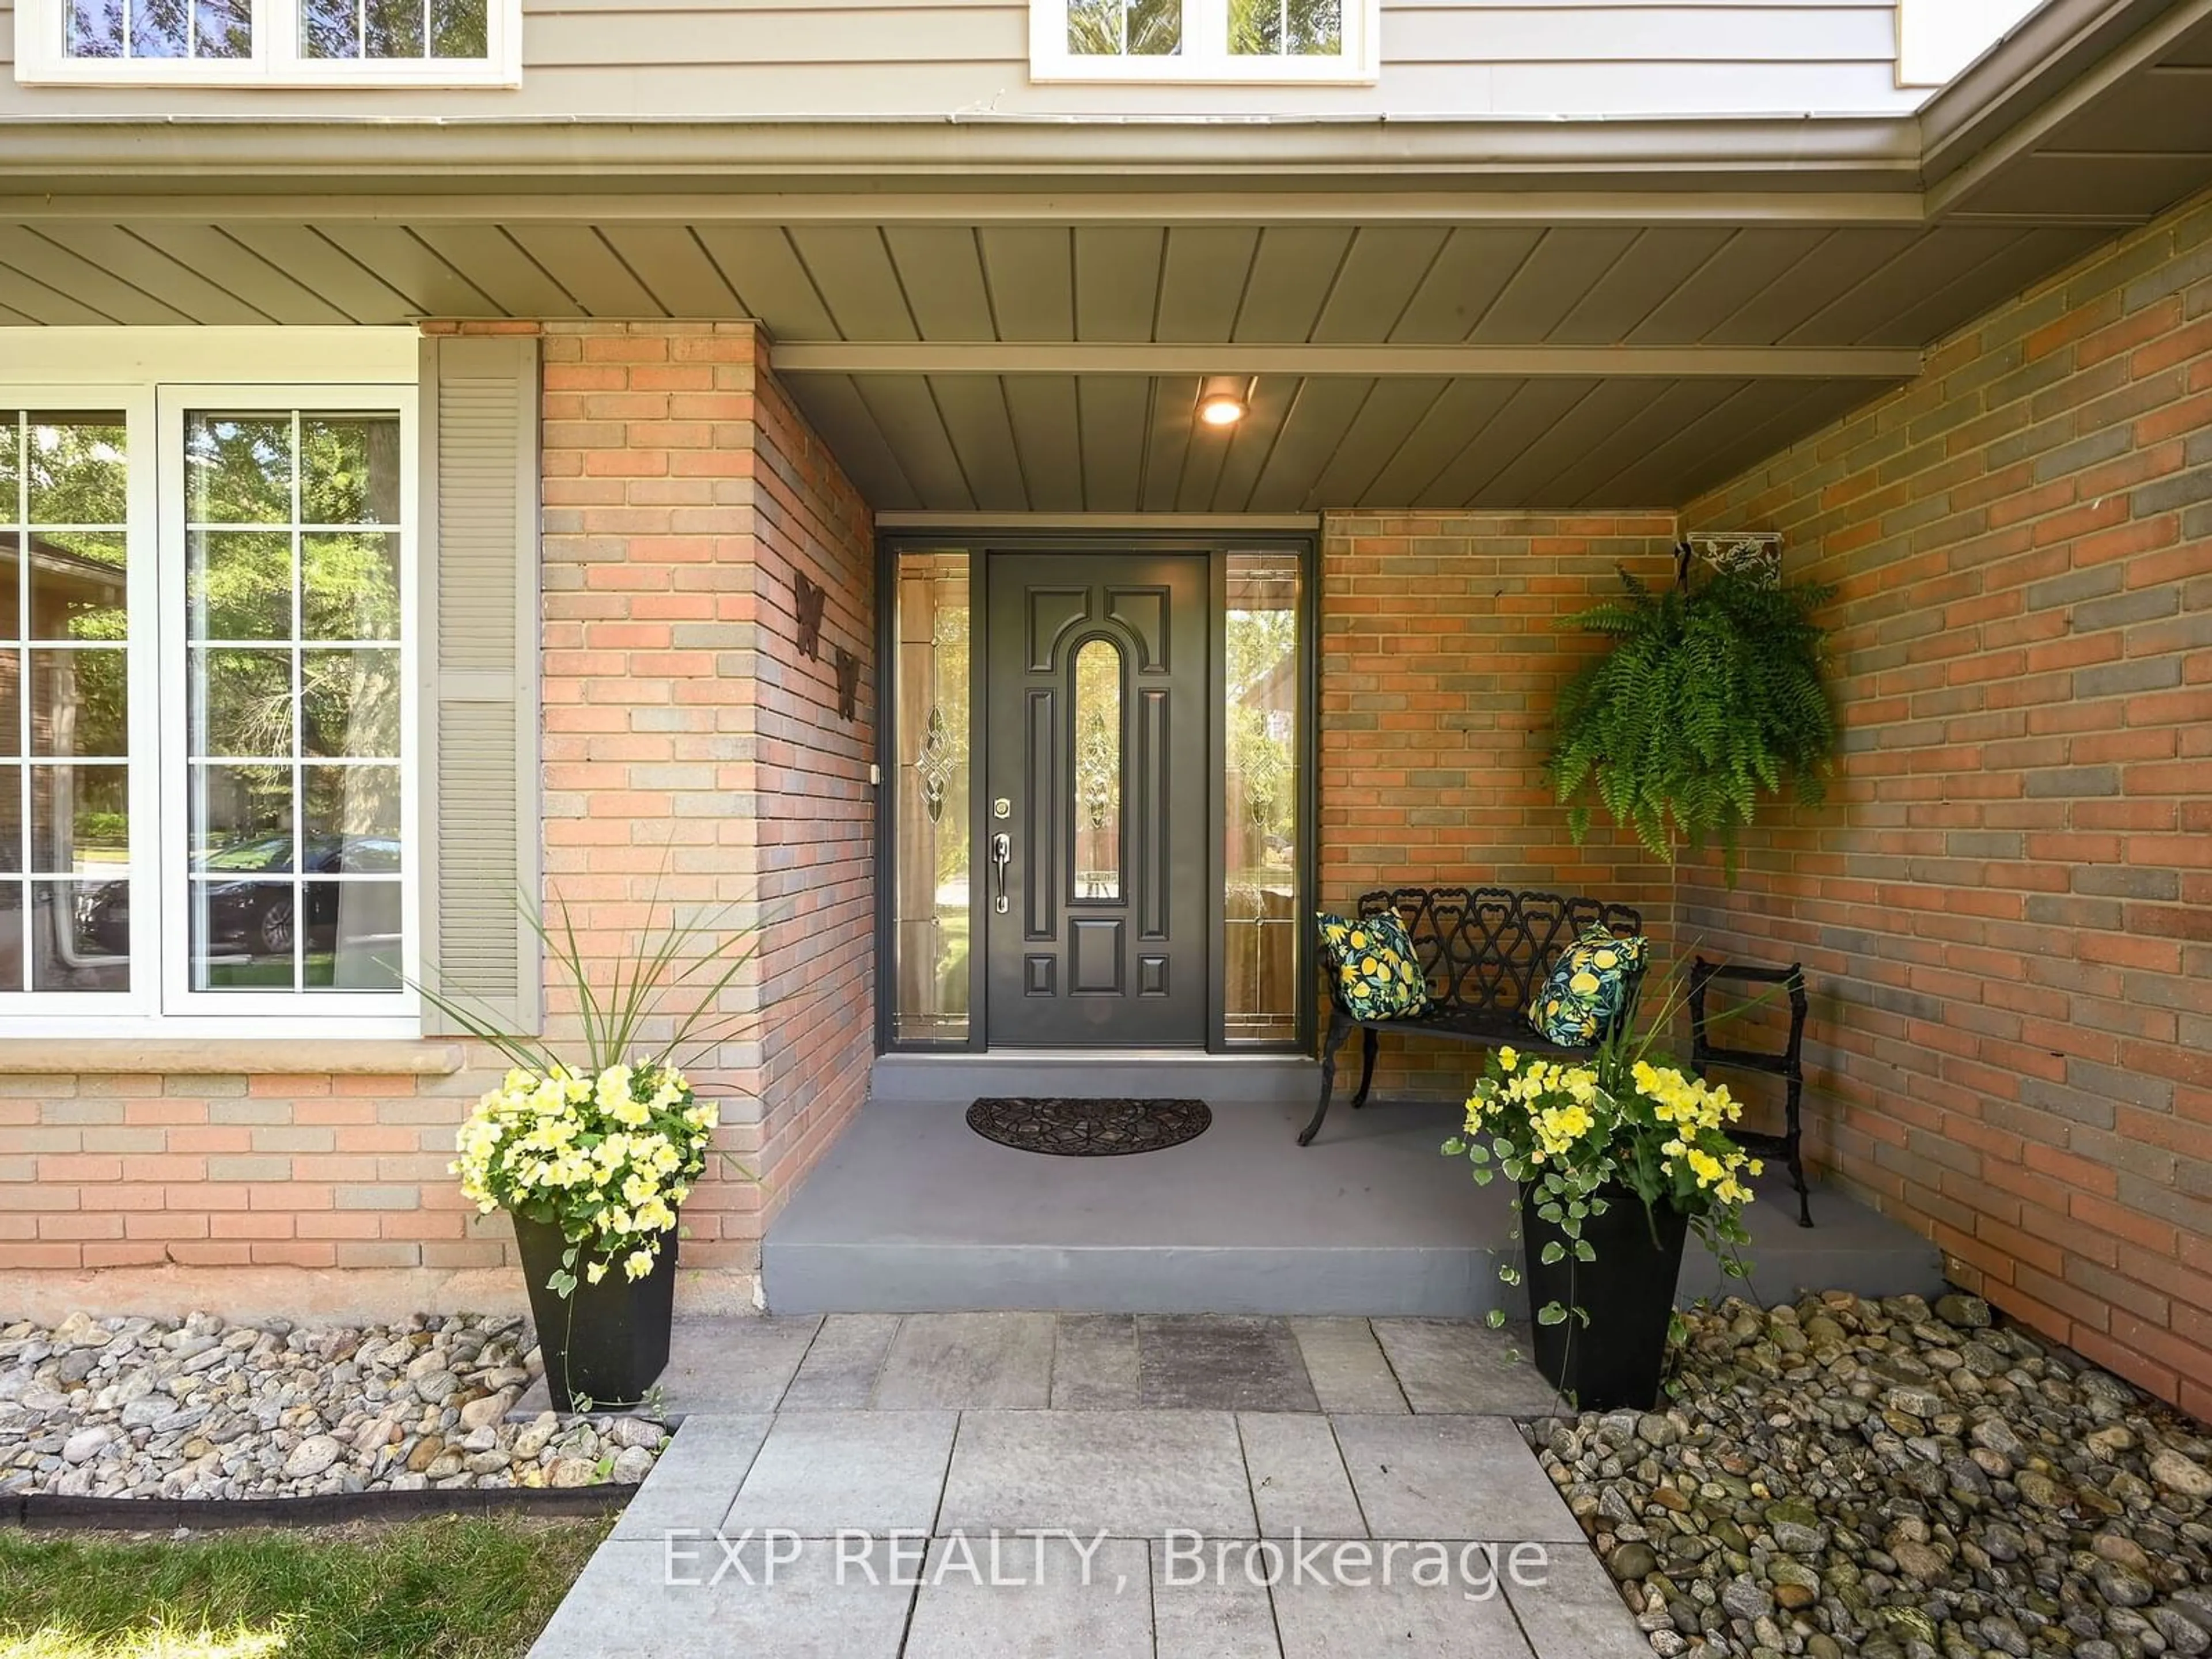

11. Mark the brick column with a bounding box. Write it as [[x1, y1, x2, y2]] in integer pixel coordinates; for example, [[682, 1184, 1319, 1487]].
[[527, 319, 876, 1277]]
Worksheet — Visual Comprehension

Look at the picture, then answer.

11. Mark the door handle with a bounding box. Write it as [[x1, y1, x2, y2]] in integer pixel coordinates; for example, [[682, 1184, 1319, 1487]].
[[990, 832, 1012, 914]]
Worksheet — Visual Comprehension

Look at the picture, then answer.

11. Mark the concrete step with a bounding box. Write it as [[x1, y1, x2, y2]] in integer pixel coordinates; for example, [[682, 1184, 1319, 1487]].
[[869, 1051, 1322, 1104], [761, 1097, 1945, 1319]]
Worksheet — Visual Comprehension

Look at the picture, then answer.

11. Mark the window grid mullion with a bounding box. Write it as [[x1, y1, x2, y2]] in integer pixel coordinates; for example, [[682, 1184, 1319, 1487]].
[[10, 411, 24, 990], [289, 409, 305, 993]]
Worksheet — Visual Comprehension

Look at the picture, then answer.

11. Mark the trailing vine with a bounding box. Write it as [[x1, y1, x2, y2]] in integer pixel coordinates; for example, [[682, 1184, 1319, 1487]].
[[1548, 549, 1838, 873]]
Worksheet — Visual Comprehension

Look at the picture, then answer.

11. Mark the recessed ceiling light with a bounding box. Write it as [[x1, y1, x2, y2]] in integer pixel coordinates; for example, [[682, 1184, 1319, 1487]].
[[1198, 376, 1248, 427]]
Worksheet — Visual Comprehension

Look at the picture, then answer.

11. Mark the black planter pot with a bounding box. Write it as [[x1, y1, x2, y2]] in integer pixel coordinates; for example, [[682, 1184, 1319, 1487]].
[[1520, 1181, 1689, 1411], [512, 1215, 677, 1412]]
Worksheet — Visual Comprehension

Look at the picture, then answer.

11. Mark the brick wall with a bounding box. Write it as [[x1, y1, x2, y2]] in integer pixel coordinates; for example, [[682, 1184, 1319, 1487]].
[[535, 319, 875, 1273], [1318, 513, 1679, 1097], [1679, 187, 2212, 1416], [0, 320, 874, 1309], [0, 1066, 493, 1281]]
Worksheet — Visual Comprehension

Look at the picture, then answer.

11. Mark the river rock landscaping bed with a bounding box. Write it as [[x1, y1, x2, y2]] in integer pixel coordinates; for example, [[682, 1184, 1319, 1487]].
[[1533, 1291, 2212, 1659], [0, 1312, 668, 1501]]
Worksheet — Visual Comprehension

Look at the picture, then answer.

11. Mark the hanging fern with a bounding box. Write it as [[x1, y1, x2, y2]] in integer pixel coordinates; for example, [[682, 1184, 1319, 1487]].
[[1548, 554, 1838, 874]]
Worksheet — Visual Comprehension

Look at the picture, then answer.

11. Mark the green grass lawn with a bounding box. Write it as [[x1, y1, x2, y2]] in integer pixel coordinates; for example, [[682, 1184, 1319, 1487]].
[[0, 1516, 609, 1659]]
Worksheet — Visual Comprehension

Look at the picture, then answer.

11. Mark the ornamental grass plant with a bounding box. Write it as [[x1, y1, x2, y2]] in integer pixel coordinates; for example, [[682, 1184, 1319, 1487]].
[[416, 880, 757, 1302]]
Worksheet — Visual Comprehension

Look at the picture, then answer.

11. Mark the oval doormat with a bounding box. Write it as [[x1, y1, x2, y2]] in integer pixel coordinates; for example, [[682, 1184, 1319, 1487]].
[[966, 1097, 1211, 1157]]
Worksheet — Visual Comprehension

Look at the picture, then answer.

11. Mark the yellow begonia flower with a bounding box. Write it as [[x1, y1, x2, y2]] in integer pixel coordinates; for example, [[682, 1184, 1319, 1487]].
[[1498, 1047, 1519, 1071], [586, 1260, 608, 1285]]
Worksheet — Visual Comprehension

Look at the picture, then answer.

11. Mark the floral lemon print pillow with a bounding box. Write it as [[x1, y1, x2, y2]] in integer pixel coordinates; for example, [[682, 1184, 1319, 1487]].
[[1527, 923, 1648, 1045], [1316, 911, 1434, 1020]]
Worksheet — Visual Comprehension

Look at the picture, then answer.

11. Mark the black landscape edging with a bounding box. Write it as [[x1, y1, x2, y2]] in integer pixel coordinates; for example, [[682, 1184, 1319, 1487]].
[[2, 1480, 636, 1532]]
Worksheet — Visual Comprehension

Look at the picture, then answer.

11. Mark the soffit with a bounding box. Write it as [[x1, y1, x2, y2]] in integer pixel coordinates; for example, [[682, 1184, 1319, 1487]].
[[0, 217, 2115, 349]]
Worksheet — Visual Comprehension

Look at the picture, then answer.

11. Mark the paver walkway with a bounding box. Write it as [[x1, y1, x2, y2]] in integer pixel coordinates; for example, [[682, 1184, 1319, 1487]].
[[530, 1315, 1646, 1658]]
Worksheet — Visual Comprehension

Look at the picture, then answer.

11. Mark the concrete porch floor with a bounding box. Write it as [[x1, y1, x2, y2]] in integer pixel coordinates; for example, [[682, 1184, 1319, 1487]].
[[761, 1089, 1944, 1319]]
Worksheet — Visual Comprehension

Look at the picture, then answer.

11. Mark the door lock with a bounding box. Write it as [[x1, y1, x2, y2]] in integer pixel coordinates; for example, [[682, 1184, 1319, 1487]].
[[990, 832, 1012, 914]]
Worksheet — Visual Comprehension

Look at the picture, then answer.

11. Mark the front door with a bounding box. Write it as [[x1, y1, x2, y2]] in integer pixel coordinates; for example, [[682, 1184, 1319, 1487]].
[[983, 552, 1209, 1046]]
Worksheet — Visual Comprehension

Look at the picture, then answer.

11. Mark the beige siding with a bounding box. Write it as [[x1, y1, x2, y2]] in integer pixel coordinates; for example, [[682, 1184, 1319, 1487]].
[[0, 0, 1922, 121]]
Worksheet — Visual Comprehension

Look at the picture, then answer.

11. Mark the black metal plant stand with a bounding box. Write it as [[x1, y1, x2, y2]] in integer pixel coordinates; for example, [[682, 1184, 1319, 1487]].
[[1688, 957, 1813, 1228]]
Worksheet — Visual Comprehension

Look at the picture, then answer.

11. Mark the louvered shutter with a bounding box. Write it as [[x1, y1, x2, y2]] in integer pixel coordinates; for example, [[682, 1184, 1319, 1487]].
[[418, 335, 542, 1036]]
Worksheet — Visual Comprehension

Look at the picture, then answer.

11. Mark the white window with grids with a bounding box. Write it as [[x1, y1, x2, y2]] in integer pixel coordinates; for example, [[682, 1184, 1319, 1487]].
[[13, 0, 518, 85], [0, 361, 418, 1035], [1029, 0, 1376, 81]]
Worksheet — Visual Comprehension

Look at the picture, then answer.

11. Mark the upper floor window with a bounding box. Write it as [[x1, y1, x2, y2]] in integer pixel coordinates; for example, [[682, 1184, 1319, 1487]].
[[1031, 0, 1377, 82], [15, 0, 518, 84]]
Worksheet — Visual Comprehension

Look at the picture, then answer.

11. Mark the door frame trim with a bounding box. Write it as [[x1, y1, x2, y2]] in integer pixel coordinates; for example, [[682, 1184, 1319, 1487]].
[[874, 528, 1319, 1057]]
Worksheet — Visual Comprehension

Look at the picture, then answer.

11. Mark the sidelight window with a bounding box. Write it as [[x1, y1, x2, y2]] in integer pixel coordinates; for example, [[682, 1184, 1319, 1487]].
[[1223, 551, 1301, 1044], [889, 550, 971, 1045]]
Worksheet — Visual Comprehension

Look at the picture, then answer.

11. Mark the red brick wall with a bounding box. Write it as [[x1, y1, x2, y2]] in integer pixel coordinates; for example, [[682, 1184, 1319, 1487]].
[[0, 320, 873, 1302], [536, 319, 874, 1271], [1679, 187, 2212, 1415], [738, 362, 878, 1221], [1318, 513, 1679, 1097]]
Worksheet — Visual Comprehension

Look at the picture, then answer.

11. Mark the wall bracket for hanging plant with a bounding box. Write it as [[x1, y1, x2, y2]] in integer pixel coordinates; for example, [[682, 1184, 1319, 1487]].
[[1684, 531, 1783, 587]]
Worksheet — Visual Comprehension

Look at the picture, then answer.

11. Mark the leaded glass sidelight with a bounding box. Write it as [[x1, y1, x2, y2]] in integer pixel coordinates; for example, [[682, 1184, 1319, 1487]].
[[1071, 637, 1123, 903], [1224, 552, 1301, 1043], [892, 551, 971, 1043]]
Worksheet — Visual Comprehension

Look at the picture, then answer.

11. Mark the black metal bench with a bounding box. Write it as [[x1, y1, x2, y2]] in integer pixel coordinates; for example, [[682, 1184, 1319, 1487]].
[[1298, 887, 1646, 1146]]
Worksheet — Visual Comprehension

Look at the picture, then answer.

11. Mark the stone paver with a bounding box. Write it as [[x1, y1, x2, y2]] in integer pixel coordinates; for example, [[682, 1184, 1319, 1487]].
[[1503, 1544, 1653, 1659], [609, 1414, 771, 1541], [940, 1410, 1257, 1537], [536, 1314, 1642, 1659], [874, 1312, 1055, 1410], [903, 1536, 1154, 1659], [530, 1537, 915, 1659], [1287, 1317, 1408, 1414], [1271, 1554, 1537, 1659], [781, 1313, 903, 1409], [724, 1409, 956, 1536], [1051, 1313, 1141, 1408], [1148, 1538, 1281, 1659], [513, 1315, 821, 1421], [1137, 1315, 1319, 1411], [1236, 1412, 1367, 1538], [1331, 1415, 1583, 1542], [1370, 1319, 1564, 1416]]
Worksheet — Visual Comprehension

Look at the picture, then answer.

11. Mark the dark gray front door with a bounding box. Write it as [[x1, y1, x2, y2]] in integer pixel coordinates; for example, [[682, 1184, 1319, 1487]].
[[984, 552, 1209, 1047]]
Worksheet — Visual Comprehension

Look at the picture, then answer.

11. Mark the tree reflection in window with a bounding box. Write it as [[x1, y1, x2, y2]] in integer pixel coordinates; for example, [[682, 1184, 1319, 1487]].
[[184, 411, 405, 994]]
